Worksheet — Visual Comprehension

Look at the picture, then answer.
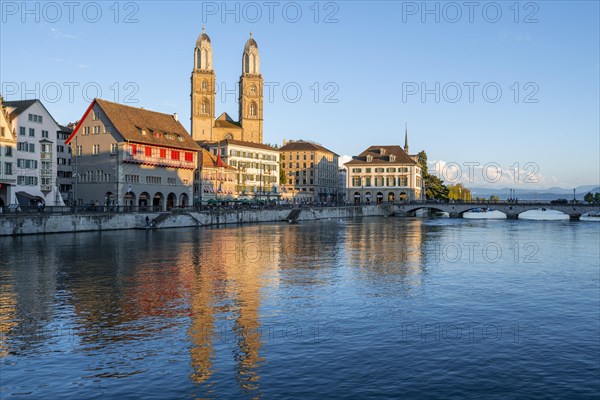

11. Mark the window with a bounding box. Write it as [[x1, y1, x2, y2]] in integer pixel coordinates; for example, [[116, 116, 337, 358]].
[[42, 130, 49, 138], [159, 148, 166, 158], [145, 146, 152, 157], [171, 151, 180, 160], [29, 128, 35, 137], [0, 127, 4, 137], [4, 162, 12, 175], [57, 145, 64, 152], [249, 102, 257, 116], [93, 111, 99, 120], [93, 144, 100, 155], [77, 146, 82, 156], [28, 114, 42, 123], [19, 127, 25, 136], [202, 80, 208, 91], [5, 146, 12, 156], [110, 143, 118, 154], [185, 152, 193, 162], [93, 126, 100, 134], [83, 126, 90, 135], [250, 84, 256, 95], [202, 99, 209, 114], [130, 144, 137, 155], [29, 143, 35, 152]]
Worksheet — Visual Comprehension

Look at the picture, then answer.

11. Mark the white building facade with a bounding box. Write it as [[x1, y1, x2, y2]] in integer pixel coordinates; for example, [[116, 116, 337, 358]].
[[204, 139, 280, 201], [4, 100, 62, 206]]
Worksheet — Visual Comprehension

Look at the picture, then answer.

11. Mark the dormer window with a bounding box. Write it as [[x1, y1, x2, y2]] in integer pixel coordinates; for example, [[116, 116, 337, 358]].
[[389, 155, 396, 162], [366, 155, 373, 163], [380, 148, 386, 155]]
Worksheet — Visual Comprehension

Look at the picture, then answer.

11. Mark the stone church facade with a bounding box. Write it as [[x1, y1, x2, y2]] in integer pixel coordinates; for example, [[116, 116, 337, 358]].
[[191, 27, 264, 144]]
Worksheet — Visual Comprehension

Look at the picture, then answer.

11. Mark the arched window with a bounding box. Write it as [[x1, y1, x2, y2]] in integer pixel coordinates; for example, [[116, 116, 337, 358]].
[[249, 102, 257, 117], [201, 99, 210, 114], [250, 84, 256, 95], [244, 53, 250, 74], [202, 49, 208, 69], [251, 54, 256, 73], [202, 80, 208, 91]]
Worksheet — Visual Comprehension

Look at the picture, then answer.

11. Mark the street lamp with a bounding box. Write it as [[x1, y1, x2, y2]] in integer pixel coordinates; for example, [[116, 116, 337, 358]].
[[359, 174, 364, 205]]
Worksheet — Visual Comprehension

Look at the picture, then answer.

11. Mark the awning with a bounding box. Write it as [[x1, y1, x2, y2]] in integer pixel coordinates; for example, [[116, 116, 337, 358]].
[[15, 191, 43, 206]]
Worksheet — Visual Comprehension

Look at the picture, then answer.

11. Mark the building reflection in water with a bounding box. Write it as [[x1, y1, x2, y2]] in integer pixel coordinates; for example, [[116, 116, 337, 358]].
[[0, 236, 59, 356], [344, 218, 426, 299], [0, 218, 428, 396]]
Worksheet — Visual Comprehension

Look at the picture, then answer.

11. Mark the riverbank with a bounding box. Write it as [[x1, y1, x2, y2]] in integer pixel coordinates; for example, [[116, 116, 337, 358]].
[[0, 205, 389, 236]]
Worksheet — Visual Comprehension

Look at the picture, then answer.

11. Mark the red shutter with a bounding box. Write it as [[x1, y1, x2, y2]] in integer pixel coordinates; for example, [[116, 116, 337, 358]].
[[145, 146, 152, 156], [131, 144, 137, 155], [160, 148, 166, 158]]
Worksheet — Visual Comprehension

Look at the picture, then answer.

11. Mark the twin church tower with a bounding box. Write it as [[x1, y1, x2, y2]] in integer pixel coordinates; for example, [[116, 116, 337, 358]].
[[191, 27, 264, 143]]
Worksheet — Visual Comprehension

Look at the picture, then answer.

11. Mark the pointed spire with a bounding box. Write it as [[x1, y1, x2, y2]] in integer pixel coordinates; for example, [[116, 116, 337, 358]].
[[249, 31, 253, 38], [202, 24, 206, 34], [404, 123, 409, 154]]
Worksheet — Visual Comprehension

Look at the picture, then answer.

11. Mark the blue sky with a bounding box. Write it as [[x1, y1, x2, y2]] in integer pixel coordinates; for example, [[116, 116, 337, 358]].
[[1, 1, 598, 189]]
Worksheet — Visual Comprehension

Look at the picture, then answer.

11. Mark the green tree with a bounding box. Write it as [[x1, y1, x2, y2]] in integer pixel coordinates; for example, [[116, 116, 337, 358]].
[[279, 161, 287, 185], [584, 192, 594, 203], [447, 183, 472, 201], [417, 150, 449, 200], [489, 195, 500, 202], [594, 192, 600, 204]]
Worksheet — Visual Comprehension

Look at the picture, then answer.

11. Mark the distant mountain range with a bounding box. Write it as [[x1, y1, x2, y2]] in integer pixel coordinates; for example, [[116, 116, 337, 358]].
[[468, 185, 600, 201]]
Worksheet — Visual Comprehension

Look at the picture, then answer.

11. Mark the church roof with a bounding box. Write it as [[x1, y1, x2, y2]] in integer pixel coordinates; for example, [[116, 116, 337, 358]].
[[196, 26, 211, 45], [214, 112, 242, 129], [244, 33, 258, 51], [203, 138, 278, 152], [344, 145, 417, 166], [66, 98, 200, 151], [279, 140, 339, 156]]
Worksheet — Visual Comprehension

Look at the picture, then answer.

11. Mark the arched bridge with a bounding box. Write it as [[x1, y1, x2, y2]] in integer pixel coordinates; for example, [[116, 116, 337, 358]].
[[393, 202, 600, 220]]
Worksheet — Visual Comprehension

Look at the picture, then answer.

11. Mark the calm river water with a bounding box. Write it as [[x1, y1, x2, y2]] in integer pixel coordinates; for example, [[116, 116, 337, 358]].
[[1, 218, 599, 399]]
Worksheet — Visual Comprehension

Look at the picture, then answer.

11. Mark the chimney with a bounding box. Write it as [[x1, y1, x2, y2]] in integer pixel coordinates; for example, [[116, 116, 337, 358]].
[[173, 113, 178, 121]]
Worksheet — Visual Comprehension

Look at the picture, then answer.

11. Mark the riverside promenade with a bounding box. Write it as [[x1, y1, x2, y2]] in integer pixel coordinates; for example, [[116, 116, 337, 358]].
[[0, 205, 389, 236]]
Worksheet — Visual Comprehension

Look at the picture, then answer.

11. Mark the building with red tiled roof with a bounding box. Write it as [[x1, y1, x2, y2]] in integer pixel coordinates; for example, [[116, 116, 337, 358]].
[[66, 99, 200, 210]]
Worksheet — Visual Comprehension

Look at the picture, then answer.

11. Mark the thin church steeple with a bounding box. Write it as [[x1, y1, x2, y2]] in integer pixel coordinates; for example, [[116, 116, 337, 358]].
[[404, 123, 409, 154]]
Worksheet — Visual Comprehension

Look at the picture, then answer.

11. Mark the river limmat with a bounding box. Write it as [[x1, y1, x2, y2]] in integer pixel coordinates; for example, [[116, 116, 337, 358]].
[[1, 218, 599, 398]]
